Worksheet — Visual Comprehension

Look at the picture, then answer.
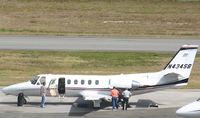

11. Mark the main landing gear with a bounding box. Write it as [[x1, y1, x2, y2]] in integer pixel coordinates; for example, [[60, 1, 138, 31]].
[[93, 100, 101, 108]]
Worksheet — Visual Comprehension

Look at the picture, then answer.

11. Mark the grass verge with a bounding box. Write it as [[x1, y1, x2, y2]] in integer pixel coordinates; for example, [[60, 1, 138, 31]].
[[0, 0, 199, 37]]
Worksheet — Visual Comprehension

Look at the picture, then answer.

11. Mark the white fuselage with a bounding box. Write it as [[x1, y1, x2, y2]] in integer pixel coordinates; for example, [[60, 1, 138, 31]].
[[2, 70, 181, 98]]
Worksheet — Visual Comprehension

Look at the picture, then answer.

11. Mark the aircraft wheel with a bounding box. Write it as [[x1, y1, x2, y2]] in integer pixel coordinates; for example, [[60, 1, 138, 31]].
[[17, 93, 24, 106]]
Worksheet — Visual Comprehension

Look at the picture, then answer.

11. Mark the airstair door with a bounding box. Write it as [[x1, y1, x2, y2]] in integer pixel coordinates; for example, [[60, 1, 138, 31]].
[[48, 79, 57, 96]]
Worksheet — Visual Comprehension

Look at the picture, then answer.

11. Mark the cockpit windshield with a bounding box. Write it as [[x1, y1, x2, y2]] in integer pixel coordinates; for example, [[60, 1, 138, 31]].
[[30, 76, 40, 85]]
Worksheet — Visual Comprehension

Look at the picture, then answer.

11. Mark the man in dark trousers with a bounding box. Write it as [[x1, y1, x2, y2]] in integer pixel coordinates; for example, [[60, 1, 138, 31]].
[[122, 88, 132, 110]]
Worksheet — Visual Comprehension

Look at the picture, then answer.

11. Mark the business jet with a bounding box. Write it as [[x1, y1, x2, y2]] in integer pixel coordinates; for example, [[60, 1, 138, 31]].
[[176, 98, 200, 118], [2, 45, 199, 108]]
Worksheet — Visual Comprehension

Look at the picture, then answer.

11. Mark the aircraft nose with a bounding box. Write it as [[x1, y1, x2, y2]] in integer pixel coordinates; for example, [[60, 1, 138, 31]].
[[2, 86, 12, 95], [2, 82, 30, 95], [1, 87, 5, 93], [176, 108, 185, 116], [176, 107, 190, 117]]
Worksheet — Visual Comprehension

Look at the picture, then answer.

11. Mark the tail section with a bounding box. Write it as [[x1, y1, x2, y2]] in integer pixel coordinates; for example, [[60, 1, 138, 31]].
[[163, 45, 198, 79]]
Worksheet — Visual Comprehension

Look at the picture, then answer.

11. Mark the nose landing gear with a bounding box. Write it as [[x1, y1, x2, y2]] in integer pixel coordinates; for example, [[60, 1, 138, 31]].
[[17, 93, 27, 106]]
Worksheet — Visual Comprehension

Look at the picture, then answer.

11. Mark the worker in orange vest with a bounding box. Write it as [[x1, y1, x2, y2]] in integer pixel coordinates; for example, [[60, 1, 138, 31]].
[[111, 86, 119, 110]]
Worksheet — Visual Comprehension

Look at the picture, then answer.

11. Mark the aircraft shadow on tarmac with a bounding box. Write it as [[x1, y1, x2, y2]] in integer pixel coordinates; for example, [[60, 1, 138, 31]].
[[69, 99, 160, 116], [0, 98, 160, 116], [129, 99, 160, 108]]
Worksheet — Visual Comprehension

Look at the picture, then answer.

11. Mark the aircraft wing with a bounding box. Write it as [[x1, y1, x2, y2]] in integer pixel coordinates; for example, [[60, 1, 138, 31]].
[[80, 90, 111, 101]]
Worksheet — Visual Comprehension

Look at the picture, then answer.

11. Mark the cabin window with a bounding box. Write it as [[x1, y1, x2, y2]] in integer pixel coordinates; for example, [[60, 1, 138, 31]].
[[88, 80, 92, 85], [95, 80, 99, 85], [67, 79, 71, 84], [74, 80, 78, 84], [81, 80, 85, 85]]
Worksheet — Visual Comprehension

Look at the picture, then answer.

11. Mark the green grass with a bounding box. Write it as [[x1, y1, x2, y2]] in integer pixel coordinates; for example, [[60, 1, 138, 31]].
[[0, 50, 199, 89], [0, 0, 199, 37]]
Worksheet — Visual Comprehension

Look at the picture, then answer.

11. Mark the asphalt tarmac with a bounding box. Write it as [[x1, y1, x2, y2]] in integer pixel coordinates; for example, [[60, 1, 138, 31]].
[[0, 36, 199, 51], [1, 89, 200, 118], [0, 108, 181, 118]]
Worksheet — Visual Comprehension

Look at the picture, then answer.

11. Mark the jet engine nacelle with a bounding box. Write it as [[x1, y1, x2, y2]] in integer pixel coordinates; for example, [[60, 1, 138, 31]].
[[132, 80, 140, 89], [110, 79, 140, 89]]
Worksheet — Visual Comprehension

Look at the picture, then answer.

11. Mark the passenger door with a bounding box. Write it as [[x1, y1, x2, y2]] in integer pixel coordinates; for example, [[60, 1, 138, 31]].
[[48, 79, 57, 96], [58, 78, 65, 95]]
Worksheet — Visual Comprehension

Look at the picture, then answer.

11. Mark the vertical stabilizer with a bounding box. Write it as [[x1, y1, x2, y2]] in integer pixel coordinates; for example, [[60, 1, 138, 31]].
[[163, 45, 198, 78]]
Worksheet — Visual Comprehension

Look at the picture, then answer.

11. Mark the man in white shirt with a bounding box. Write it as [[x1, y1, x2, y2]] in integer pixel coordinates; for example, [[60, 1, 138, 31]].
[[122, 88, 132, 110], [40, 82, 46, 108]]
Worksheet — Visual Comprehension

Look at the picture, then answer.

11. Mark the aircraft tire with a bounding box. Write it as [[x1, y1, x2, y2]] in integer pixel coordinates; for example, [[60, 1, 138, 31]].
[[17, 93, 24, 106]]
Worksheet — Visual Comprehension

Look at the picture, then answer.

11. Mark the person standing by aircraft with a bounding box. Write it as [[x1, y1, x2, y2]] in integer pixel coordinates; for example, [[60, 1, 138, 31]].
[[40, 82, 46, 108], [111, 86, 119, 110], [122, 88, 132, 110]]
